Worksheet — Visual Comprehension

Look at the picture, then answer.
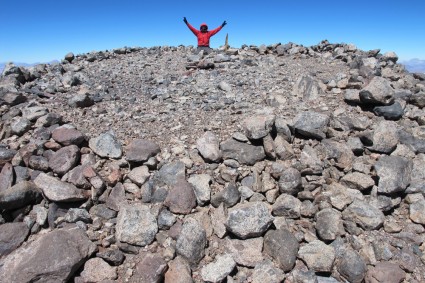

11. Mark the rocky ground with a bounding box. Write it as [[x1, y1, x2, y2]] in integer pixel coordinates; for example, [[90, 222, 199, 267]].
[[1, 40, 425, 283]]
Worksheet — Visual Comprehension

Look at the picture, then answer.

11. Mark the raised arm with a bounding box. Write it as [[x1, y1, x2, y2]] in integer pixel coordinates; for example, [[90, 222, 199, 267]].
[[183, 17, 199, 36], [209, 20, 227, 36]]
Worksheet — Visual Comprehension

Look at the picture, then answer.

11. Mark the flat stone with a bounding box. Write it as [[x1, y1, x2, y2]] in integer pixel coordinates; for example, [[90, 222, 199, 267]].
[[89, 132, 122, 159], [342, 200, 385, 230], [34, 173, 87, 202], [10, 117, 31, 136], [225, 202, 274, 239], [22, 105, 48, 121], [359, 76, 395, 105], [221, 138, 266, 165], [226, 237, 264, 267], [292, 111, 330, 140], [0, 222, 29, 257], [132, 253, 168, 283], [176, 218, 207, 264], [272, 194, 301, 219], [196, 131, 222, 162], [127, 165, 150, 186], [298, 240, 335, 272], [0, 181, 41, 210], [115, 204, 158, 246], [51, 126, 85, 146], [164, 256, 193, 283], [251, 259, 285, 283], [365, 262, 406, 283], [201, 254, 236, 283], [373, 101, 404, 120], [374, 155, 412, 194], [0, 227, 96, 283], [340, 172, 375, 191], [242, 114, 275, 140], [188, 174, 211, 206], [80, 258, 117, 282], [125, 139, 160, 163], [48, 145, 80, 175], [263, 229, 299, 271], [409, 199, 425, 225]]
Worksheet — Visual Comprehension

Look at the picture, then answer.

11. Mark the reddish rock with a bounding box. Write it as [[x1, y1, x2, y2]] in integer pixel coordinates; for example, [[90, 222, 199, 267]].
[[0, 163, 14, 192], [164, 179, 197, 214], [52, 126, 85, 146], [125, 139, 160, 163]]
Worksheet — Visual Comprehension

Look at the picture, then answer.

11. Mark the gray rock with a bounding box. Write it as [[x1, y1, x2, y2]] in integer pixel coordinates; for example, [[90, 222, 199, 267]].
[[154, 161, 186, 186], [10, 117, 31, 136], [409, 91, 425, 108], [80, 258, 117, 282], [164, 256, 193, 283], [298, 240, 335, 272], [48, 145, 80, 175], [409, 199, 425, 225], [201, 254, 236, 283], [374, 155, 412, 194], [132, 253, 168, 283], [274, 135, 294, 160], [0, 148, 17, 169], [176, 218, 207, 264], [263, 229, 299, 271], [292, 111, 330, 140], [164, 179, 197, 214], [211, 182, 240, 208], [0, 222, 29, 257], [89, 204, 117, 220], [226, 237, 263, 267], [188, 174, 211, 206], [0, 92, 27, 106], [22, 105, 48, 121], [373, 101, 404, 120], [28, 155, 49, 171], [34, 173, 87, 202], [359, 76, 395, 105], [251, 259, 285, 283], [125, 139, 160, 163], [64, 208, 91, 223], [97, 249, 125, 266], [398, 130, 425, 154], [342, 200, 385, 230], [158, 208, 177, 229], [116, 204, 157, 246], [340, 172, 375, 191], [0, 181, 41, 210], [127, 165, 150, 186], [196, 131, 222, 162], [365, 262, 406, 283], [51, 126, 85, 146], [221, 138, 266, 165], [242, 114, 275, 140], [321, 139, 354, 169], [218, 81, 232, 92], [0, 163, 14, 192], [68, 93, 94, 108], [315, 208, 344, 241], [278, 167, 302, 195], [344, 89, 361, 103], [225, 202, 274, 239], [211, 204, 227, 238], [89, 132, 122, 159], [272, 194, 301, 219], [292, 75, 324, 101], [0, 227, 96, 283], [368, 120, 399, 153], [65, 52, 75, 62]]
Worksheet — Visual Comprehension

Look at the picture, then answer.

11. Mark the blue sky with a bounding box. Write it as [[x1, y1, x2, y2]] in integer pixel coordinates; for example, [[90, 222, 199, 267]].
[[1, 0, 424, 63]]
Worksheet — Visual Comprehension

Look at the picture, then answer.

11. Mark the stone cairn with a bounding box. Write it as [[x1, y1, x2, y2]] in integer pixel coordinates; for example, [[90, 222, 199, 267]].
[[0, 40, 425, 282]]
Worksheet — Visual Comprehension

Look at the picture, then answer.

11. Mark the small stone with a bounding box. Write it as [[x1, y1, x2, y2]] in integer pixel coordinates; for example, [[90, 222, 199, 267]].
[[176, 218, 207, 264], [298, 240, 335, 272], [225, 202, 274, 239], [201, 254, 236, 283], [89, 132, 122, 159], [80, 258, 117, 282]]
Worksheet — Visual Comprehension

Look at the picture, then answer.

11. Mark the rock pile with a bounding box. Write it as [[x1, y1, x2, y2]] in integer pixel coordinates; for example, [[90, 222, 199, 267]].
[[1, 40, 425, 282]]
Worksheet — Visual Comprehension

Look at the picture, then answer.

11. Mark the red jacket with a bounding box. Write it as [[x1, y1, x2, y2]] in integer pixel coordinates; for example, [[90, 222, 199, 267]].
[[186, 23, 223, 47]]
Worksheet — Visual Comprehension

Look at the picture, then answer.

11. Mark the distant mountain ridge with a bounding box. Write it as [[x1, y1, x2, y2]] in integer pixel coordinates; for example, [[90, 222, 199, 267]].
[[401, 58, 425, 74]]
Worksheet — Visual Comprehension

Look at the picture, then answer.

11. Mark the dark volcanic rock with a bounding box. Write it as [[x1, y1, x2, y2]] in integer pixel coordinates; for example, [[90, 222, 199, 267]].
[[263, 229, 299, 272], [0, 181, 41, 210], [0, 227, 96, 283], [291, 111, 330, 140], [220, 138, 266, 165], [164, 179, 197, 214]]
